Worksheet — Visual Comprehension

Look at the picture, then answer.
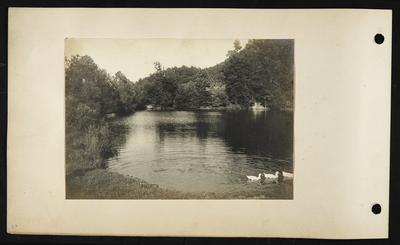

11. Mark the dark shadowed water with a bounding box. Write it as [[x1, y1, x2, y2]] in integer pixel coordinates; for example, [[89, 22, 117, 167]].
[[107, 110, 293, 196]]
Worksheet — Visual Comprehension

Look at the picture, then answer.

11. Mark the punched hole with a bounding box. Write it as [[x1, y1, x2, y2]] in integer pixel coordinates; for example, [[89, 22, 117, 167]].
[[374, 34, 385, 44], [372, 203, 381, 214]]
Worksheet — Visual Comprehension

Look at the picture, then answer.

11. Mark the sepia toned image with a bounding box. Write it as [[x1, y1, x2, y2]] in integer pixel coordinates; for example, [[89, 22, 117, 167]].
[[8, 8, 391, 238], [65, 38, 294, 199]]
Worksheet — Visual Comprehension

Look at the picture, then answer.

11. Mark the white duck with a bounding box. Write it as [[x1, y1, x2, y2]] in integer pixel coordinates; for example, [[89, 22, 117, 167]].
[[282, 171, 294, 179], [246, 173, 262, 182], [263, 171, 294, 181], [263, 171, 280, 180]]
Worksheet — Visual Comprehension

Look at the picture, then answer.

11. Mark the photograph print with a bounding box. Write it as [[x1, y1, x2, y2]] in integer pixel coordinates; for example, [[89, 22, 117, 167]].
[[65, 39, 294, 199]]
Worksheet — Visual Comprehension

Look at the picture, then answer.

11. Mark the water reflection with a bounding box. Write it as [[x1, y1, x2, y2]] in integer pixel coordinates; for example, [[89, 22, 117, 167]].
[[107, 110, 293, 195]]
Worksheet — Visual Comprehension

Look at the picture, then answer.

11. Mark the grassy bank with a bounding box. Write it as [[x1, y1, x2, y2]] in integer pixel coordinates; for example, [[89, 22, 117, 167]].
[[66, 119, 128, 176], [66, 169, 293, 199], [66, 169, 196, 199]]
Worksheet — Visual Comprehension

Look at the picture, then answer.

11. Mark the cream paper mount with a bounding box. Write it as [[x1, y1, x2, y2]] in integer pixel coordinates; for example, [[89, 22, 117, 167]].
[[7, 8, 391, 238]]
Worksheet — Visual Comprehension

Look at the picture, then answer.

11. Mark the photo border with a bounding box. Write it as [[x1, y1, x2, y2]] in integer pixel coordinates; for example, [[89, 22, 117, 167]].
[[1, 0, 399, 244]]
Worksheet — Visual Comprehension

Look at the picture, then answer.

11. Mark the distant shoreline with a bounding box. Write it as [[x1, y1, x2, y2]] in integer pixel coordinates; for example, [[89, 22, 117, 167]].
[[141, 107, 293, 112]]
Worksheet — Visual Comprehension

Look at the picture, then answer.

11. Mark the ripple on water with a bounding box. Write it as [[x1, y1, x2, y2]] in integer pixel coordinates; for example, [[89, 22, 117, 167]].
[[107, 111, 293, 195]]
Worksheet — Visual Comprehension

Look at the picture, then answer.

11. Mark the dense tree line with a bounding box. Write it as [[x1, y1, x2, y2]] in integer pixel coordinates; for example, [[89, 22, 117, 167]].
[[135, 39, 294, 110], [134, 63, 228, 110]]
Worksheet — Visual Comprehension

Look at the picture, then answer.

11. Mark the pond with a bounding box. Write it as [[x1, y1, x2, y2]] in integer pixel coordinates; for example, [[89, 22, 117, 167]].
[[106, 110, 293, 197]]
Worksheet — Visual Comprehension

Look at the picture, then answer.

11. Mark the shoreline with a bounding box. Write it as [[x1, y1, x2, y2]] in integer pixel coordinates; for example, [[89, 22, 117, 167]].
[[140, 107, 293, 112], [66, 168, 293, 200]]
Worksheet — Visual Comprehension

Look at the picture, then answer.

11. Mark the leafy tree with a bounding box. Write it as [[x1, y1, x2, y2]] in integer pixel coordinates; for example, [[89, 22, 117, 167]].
[[111, 71, 137, 114], [65, 55, 135, 174], [234, 40, 242, 51], [223, 39, 294, 109], [226, 39, 242, 57], [223, 51, 252, 107]]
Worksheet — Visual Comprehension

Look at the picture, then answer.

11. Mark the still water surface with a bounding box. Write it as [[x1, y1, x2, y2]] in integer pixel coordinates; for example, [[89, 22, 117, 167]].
[[107, 110, 293, 195]]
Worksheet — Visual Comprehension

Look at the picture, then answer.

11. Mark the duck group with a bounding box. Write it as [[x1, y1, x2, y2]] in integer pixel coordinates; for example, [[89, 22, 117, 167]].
[[246, 171, 293, 182]]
